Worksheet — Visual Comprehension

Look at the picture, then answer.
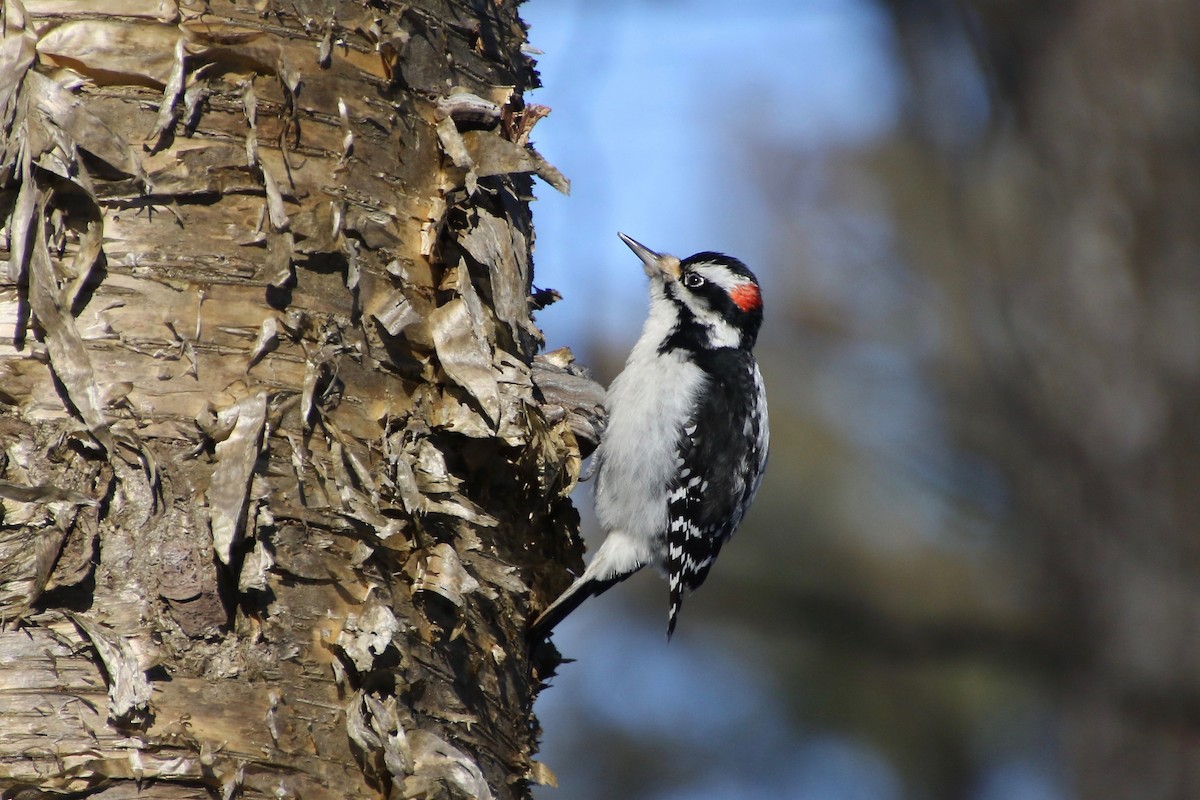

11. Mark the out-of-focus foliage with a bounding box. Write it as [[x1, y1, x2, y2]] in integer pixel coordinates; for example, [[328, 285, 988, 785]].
[[887, 1, 1200, 797], [529, 0, 1200, 798]]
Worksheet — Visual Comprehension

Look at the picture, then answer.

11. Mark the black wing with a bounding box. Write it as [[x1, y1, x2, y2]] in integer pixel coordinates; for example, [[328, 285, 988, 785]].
[[666, 351, 768, 636]]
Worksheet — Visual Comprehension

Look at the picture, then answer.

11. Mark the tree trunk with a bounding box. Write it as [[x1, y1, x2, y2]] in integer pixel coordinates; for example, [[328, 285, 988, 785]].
[[0, 1, 596, 798]]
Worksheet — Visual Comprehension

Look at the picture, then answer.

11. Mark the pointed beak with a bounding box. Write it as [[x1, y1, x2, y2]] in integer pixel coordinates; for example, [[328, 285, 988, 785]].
[[618, 232, 681, 281]]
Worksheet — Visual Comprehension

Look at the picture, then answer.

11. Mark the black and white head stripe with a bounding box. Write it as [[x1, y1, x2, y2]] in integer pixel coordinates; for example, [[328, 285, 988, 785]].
[[681, 252, 759, 287], [660, 253, 763, 352]]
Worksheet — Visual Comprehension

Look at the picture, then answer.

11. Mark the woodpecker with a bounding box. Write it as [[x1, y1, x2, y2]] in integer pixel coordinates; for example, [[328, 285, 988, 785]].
[[530, 233, 769, 640]]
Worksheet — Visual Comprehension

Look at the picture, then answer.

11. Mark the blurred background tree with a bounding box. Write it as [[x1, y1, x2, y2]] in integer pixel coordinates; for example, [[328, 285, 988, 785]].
[[525, 1, 1200, 798]]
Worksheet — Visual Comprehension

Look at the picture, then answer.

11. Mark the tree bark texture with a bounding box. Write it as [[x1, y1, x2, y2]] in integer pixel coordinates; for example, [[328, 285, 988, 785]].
[[0, 1, 597, 798]]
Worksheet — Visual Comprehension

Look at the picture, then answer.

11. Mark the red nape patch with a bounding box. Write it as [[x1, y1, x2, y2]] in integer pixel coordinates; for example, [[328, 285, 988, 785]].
[[729, 283, 762, 312]]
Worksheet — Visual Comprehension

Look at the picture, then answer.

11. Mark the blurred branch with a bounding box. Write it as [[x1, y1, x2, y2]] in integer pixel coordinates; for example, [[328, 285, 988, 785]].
[[743, 583, 1073, 672]]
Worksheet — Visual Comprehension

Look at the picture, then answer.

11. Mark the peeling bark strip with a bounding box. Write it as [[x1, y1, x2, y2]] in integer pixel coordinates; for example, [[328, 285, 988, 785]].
[[0, 1, 600, 798]]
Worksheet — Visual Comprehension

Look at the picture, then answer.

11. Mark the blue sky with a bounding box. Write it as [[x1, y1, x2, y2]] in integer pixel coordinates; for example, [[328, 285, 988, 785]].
[[521, 2, 910, 798], [518, 3, 1063, 799], [523, 0, 903, 357]]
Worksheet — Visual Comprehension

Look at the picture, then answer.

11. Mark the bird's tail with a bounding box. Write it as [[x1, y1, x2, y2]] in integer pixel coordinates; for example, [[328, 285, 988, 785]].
[[528, 530, 651, 642], [667, 582, 684, 640], [527, 572, 626, 642]]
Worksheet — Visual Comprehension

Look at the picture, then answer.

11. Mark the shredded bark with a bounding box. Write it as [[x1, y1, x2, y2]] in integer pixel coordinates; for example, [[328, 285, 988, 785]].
[[0, 1, 596, 797]]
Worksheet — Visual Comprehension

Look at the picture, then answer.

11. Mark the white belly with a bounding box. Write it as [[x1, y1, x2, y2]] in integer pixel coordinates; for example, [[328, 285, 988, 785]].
[[594, 344, 707, 548]]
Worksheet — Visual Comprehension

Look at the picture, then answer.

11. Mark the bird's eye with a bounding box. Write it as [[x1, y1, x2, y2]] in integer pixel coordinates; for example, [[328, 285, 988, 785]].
[[682, 272, 705, 289]]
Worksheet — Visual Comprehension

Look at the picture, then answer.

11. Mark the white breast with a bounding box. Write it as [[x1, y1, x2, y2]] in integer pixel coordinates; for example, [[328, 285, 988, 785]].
[[594, 301, 708, 550]]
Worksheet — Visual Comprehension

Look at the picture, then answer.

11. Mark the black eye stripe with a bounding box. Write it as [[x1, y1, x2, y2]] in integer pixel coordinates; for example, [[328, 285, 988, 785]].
[[679, 252, 758, 284]]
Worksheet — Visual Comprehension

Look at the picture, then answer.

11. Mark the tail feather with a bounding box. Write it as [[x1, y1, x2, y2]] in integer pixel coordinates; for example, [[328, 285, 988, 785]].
[[529, 530, 652, 642], [667, 586, 683, 640], [528, 573, 625, 642]]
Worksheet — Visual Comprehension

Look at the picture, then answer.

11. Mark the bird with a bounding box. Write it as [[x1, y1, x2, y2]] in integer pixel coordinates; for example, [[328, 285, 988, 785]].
[[530, 232, 769, 640]]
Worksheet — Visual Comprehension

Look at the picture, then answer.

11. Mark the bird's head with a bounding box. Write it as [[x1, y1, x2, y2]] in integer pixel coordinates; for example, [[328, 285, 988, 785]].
[[619, 232, 763, 351]]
